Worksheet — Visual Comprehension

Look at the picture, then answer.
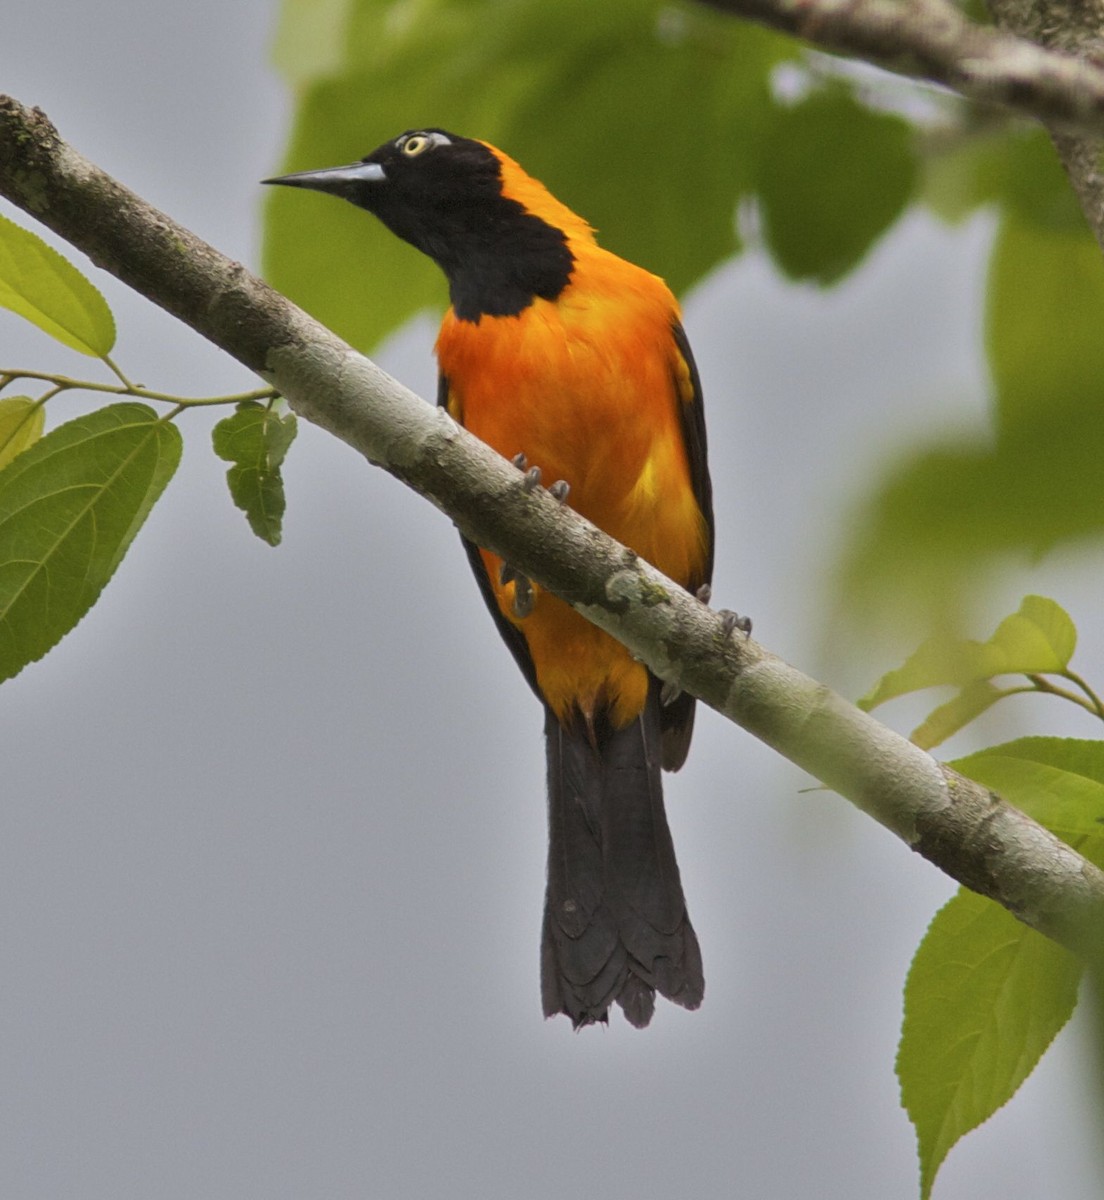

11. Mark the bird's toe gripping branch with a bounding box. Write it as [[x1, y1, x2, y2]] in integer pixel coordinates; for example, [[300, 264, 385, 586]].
[[505, 453, 565, 616], [499, 562, 535, 619], [720, 609, 753, 639], [511, 449, 568, 504], [512, 574, 534, 618]]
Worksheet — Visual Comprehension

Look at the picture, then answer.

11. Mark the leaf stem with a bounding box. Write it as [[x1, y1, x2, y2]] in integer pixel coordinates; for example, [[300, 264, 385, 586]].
[[1059, 669, 1104, 720], [101, 354, 136, 389], [0, 367, 276, 409], [1025, 673, 1103, 718]]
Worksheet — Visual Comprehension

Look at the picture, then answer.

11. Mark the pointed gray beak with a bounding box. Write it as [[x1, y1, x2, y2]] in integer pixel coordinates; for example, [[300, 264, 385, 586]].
[[261, 161, 386, 196]]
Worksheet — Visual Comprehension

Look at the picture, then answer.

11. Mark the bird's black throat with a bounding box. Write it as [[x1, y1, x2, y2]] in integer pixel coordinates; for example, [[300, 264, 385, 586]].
[[370, 192, 575, 322], [442, 209, 575, 322]]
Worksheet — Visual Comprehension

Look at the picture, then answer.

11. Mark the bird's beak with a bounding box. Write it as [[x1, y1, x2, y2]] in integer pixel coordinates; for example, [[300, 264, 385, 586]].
[[261, 161, 386, 196]]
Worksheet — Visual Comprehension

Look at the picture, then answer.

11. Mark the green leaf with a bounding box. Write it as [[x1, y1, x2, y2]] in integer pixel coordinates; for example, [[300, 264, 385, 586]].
[[0, 397, 45, 470], [271, 0, 356, 86], [0, 403, 180, 683], [212, 402, 297, 546], [0, 213, 116, 356], [920, 127, 1081, 232], [860, 596, 1076, 714], [953, 736, 1104, 842], [919, 130, 1007, 226], [1000, 129, 1085, 234], [898, 888, 1081, 1200], [988, 213, 1104, 429], [989, 594, 1076, 671], [837, 209, 1104, 629], [909, 680, 1004, 751], [758, 86, 917, 285], [899, 737, 1104, 1194], [264, 0, 791, 349], [837, 407, 1104, 625], [860, 637, 1003, 711]]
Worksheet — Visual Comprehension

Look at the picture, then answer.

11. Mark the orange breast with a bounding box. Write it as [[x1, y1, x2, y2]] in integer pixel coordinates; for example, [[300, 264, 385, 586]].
[[437, 246, 709, 728]]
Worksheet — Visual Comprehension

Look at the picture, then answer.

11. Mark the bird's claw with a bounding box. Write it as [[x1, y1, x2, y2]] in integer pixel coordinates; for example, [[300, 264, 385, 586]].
[[522, 465, 542, 493], [548, 479, 570, 504], [512, 452, 528, 471], [695, 583, 712, 605], [512, 573, 534, 618], [720, 609, 752, 639], [660, 679, 682, 707]]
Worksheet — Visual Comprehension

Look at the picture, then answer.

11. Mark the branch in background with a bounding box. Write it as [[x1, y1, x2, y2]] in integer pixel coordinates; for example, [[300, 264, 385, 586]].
[[1, 93, 1103, 960], [985, 0, 1104, 251], [698, 0, 1104, 139]]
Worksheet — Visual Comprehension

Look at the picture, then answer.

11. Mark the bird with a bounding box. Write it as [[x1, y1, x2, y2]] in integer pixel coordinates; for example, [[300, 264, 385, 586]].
[[264, 129, 714, 1028]]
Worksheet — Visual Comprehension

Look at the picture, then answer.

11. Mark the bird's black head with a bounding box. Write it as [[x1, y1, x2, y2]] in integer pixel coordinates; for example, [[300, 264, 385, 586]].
[[263, 129, 575, 321]]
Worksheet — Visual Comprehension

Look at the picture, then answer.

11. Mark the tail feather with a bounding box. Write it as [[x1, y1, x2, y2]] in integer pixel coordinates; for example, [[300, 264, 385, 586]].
[[541, 686, 703, 1028]]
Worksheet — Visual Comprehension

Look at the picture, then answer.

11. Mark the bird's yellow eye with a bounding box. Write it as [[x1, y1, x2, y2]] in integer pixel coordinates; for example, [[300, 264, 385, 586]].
[[401, 134, 431, 157]]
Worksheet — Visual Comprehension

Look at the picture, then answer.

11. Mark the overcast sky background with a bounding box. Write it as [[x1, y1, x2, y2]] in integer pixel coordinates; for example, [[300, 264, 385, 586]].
[[4, 3, 1104, 1198]]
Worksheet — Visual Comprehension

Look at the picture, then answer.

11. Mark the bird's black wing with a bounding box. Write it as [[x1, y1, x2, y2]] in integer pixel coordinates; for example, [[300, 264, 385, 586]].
[[660, 323, 715, 770], [438, 373, 541, 700]]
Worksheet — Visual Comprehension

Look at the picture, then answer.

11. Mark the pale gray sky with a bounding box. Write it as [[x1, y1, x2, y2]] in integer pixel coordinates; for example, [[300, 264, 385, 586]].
[[3, 3, 1102, 1198]]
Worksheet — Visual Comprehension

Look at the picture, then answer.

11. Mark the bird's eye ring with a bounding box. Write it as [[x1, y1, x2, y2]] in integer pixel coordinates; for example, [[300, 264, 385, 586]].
[[401, 134, 432, 157]]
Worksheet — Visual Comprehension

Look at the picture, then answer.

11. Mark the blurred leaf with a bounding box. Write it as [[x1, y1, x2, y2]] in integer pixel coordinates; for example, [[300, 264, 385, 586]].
[[861, 636, 1002, 711], [0, 213, 116, 356], [271, 0, 355, 85], [920, 129, 1007, 226], [264, 0, 792, 350], [839, 409, 1104, 623], [0, 404, 180, 683], [921, 126, 1080, 232], [861, 596, 1078, 749], [1000, 131, 1085, 232], [988, 213, 1104, 427], [839, 209, 1104, 622], [909, 680, 1004, 751], [0, 397, 45, 470], [212, 401, 297, 546], [861, 596, 1075, 706], [898, 888, 1081, 1200], [757, 86, 917, 285], [958, 0, 993, 23]]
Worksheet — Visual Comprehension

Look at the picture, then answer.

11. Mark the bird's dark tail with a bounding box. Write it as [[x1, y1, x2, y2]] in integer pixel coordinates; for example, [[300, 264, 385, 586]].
[[540, 684, 703, 1028]]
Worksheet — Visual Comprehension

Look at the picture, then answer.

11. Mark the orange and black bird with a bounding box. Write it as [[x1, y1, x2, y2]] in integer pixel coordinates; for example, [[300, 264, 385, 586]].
[[265, 129, 713, 1028]]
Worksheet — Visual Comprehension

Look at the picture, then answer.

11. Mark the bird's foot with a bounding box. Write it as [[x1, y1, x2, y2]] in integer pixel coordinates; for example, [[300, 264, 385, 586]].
[[512, 573, 534, 618], [719, 610, 752, 639], [499, 562, 535, 617]]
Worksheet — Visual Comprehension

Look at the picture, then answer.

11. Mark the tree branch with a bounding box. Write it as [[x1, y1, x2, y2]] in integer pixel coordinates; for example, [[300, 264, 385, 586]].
[[1, 93, 1103, 960], [985, 0, 1104, 249], [698, 0, 1104, 139]]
